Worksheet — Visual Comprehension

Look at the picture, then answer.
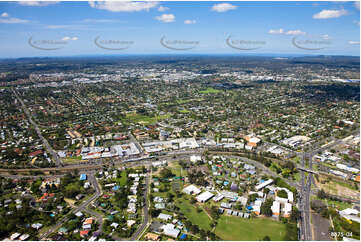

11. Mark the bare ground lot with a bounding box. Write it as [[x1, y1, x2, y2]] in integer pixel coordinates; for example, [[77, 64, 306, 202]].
[[314, 175, 359, 200]]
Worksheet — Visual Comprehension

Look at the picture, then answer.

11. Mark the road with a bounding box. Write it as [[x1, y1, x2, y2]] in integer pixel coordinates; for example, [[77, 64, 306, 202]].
[[2, 132, 359, 240], [40, 173, 101, 239], [13, 89, 63, 167], [299, 149, 315, 241], [0, 151, 202, 174], [210, 153, 304, 191], [129, 131, 145, 156], [129, 170, 150, 241], [84, 208, 103, 233], [296, 130, 360, 241]]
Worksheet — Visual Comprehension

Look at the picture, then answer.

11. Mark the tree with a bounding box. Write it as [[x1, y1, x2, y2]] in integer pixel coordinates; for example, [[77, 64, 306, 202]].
[[248, 193, 258, 204], [150, 209, 161, 218], [191, 224, 199, 234], [290, 207, 300, 222], [277, 189, 288, 199], [160, 168, 174, 179], [261, 199, 273, 217], [210, 206, 220, 220], [317, 189, 327, 199]]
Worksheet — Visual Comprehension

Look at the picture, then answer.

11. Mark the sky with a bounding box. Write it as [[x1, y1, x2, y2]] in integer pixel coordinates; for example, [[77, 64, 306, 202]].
[[0, 0, 359, 58]]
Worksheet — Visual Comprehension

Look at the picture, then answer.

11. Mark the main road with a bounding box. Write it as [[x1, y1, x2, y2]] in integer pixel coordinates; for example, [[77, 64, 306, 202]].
[[13, 89, 63, 167], [129, 169, 150, 241], [40, 173, 101, 239]]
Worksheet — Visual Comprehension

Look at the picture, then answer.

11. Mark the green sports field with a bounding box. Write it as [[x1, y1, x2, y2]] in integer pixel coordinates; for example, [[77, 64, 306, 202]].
[[215, 216, 293, 241]]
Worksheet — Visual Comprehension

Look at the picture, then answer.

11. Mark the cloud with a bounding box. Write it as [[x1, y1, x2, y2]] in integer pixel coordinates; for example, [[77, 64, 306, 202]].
[[211, 3, 237, 12], [322, 34, 330, 40], [0, 12, 29, 24], [268, 28, 284, 34], [82, 18, 122, 23], [312, 9, 347, 19], [46, 25, 72, 29], [155, 14, 175, 23], [184, 19, 196, 24], [62, 36, 78, 41], [158, 6, 169, 12], [348, 41, 360, 45], [354, 20, 360, 26], [88, 1, 159, 12], [285, 30, 306, 35], [45, 24, 90, 30], [0, 17, 29, 24], [18, 1, 59, 6]]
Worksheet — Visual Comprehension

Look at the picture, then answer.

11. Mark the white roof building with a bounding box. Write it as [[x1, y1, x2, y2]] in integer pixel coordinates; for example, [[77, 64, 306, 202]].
[[237, 196, 248, 206], [253, 205, 261, 215], [182, 184, 201, 195], [255, 179, 273, 191], [287, 191, 294, 203], [31, 223, 43, 230], [19, 234, 29, 241], [339, 208, 360, 223], [196, 191, 214, 203], [158, 213, 172, 221], [249, 137, 261, 144], [271, 201, 280, 217], [255, 200, 263, 207], [275, 196, 289, 204], [213, 194, 224, 202], [162, 224, 180, 238], [190, 155, 202, 163], [282, 203, 292, 217], [111, 222, 119, 228], [75, 211, 83, 217], [10, 233, 21, 240]]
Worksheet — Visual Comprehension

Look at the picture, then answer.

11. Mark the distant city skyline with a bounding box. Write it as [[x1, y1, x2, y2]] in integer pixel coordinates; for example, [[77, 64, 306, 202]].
[[0, 0, 359, 57]]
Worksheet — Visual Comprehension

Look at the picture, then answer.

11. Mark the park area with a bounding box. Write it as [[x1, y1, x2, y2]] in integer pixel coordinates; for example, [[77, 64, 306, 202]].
[[215, 216, 294, 241], [122, 113, 170, 125], [175, 199, 212, 231], [199, 87, 221, 94]]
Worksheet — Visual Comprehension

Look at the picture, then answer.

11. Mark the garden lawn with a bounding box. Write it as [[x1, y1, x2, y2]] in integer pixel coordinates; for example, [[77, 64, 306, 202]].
[[176, 199, 212, 230], [215, 216, 289, 241]]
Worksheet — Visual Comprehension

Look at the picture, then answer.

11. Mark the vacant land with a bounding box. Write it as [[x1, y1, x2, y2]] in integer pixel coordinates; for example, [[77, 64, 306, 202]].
[[215, 216, 289, 241], [315, 175, 359, 199], [176, 199, 212, 231], [169, 162, 187, 177], [324, 199, 353, 210]]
